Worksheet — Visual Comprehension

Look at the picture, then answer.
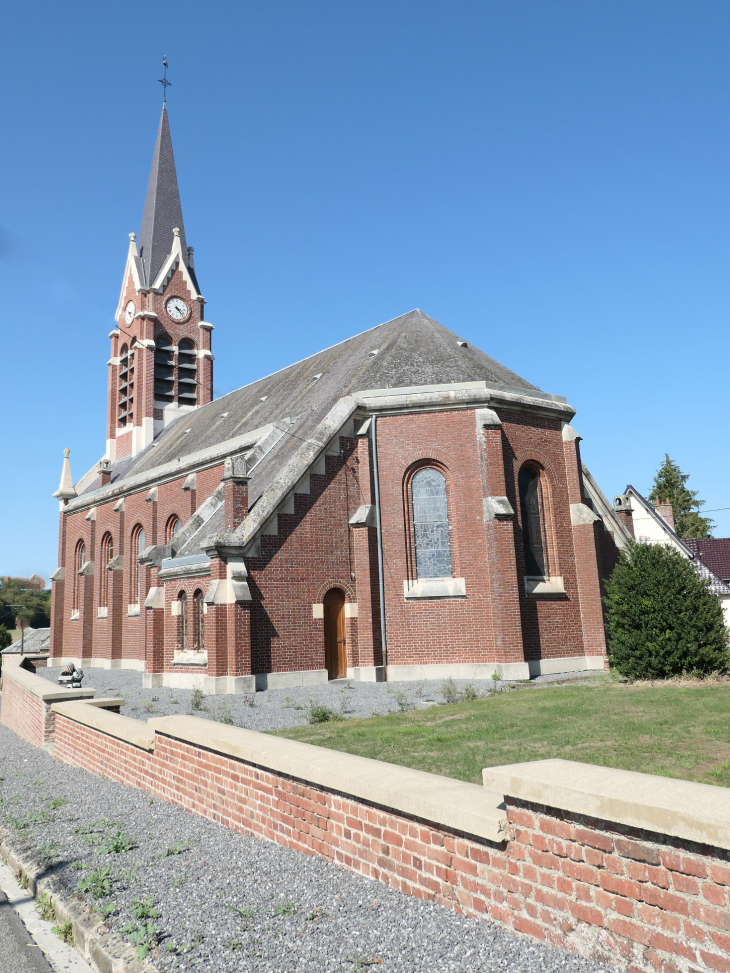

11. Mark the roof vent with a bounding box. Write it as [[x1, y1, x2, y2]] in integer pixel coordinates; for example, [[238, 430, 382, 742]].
[[183, 429, 192, 435], [368, 349, 379, 358], [219, 412, 230, 418], [313, 374, 322, 381], [457, 340, 468, 348], [260, 396, 268, 402]]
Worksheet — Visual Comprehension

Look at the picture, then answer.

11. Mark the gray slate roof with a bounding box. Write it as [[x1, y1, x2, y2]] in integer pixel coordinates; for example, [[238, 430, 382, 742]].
[[83, 309, 545, 557], [2, 628, 51, 655], [137, 104, 194, 288]]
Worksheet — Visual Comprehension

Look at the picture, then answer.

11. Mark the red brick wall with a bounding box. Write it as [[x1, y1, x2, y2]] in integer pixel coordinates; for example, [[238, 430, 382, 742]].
[[4, 682, 730, 973], [0, 678, 53, 750]]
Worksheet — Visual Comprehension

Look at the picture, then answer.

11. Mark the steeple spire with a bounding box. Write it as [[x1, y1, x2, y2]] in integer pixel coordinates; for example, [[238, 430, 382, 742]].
[[137, 104, 190, 287]]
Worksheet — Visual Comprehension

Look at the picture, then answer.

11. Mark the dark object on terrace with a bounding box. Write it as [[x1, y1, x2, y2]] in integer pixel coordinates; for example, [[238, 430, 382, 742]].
[[58, 663, 84, 687]]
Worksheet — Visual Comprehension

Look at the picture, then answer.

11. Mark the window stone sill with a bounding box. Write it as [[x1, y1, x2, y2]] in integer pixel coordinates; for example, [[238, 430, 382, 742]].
[[403, 578, 466, 600], [127, 604, 141, 618], [173, 651, 208, 667], [97, 607, 108, 619], [70, 610, 80, 621], [525, 576, 566, 597]]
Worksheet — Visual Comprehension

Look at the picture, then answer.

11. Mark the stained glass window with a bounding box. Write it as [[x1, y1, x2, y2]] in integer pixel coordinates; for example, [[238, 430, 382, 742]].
[[518, 467, 547, 577], [412, 468, 452, 579]]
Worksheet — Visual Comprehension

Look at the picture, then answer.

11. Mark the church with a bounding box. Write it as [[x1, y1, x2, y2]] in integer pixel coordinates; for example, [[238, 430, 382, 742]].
[[48, 104, 622, 693]]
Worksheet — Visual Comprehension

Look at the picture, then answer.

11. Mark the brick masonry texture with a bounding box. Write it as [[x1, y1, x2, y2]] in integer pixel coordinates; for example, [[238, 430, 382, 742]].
[[52, 404, 611, 677], [3, 675, 730, 973]]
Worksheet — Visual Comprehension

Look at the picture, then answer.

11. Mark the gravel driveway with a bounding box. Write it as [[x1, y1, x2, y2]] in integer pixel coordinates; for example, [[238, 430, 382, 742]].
[[0, 719, 617, 973]]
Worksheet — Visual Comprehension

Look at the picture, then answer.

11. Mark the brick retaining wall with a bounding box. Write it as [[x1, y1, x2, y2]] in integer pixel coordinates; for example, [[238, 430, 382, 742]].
[[3, 661, 730, 973]]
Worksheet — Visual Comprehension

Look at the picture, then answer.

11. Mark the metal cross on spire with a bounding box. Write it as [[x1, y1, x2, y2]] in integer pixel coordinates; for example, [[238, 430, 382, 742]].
[[158, 55, 172, 102]]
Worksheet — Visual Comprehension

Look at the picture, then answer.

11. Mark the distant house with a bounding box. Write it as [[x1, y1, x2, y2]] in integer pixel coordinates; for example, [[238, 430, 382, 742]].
[[1, 574, 46, 590], [611, 486, 730, 628]]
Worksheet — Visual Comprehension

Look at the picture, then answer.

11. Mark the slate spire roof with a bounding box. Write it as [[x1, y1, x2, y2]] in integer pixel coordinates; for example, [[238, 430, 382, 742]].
[[137, 103, 192, 287]]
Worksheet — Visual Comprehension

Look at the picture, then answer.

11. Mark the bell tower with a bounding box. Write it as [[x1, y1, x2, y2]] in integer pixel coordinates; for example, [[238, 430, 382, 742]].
[[106, 103, 213, 461]]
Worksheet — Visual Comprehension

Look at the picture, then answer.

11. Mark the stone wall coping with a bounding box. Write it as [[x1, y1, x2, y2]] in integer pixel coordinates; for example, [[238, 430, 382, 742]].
[[1, 658, 96, 704], [51, 700, 155, 751], [148, 715, 506, 842], [482, 758, 730, 851]]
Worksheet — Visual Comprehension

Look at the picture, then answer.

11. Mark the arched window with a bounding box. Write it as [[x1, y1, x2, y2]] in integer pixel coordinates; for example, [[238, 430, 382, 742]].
[[154, 334, 174, 404], [177, 339, 197, 406], [73, 540, 86, 612], [411, 467, 452, 579], [166, 516, 181, 543], [194, 589, 204, 653], [131, 525, 145, 604], [100, 533, 113, 608], [118, 342, 135, 427], [518, 466, 547, 578], [178, 590, 188, 652]]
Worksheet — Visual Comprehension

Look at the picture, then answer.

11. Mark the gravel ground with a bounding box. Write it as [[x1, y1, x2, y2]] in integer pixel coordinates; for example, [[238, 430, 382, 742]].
[[0, 719, 617, 973], [34, 666, 599, 731]]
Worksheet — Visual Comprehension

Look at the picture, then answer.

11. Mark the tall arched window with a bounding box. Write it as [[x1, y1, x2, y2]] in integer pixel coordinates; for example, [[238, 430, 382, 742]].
[[411, 468, 452, 579], [178, 591, 188, 652], [166, 516, 181, 543], [154, 334, 175, 404], [518, 466, 547, 578], [131, 526, 145, 604], [73, 540, 86, 612], [194, 589, 204, 653], [177, 339, 197, 406], [100, 533, 113, 608]]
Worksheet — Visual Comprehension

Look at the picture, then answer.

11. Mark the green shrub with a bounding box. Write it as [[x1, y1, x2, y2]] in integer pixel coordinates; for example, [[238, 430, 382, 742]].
[[306, 701, 342, 724], [605, 543, 729, 680], [439, 678, 460, 705]]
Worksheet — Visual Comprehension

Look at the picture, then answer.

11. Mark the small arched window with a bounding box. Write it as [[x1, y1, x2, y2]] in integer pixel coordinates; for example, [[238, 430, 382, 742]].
[[411, 467, 452, 579], [166, 516, 181, 543], [100, 533, 113, 608], [154, 334, 175, 404], [194, 589, 204, 653], [131, 526, 145, 604], [178, 590, 188, 652], [518, 466, 547, 578], [73, 540, 86, 611], [177, 339, 197, 406]]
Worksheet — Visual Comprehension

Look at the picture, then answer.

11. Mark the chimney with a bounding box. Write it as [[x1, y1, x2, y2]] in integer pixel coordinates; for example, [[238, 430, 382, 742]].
[[654, 499, 675, 532], [613, 495, 635, 538], [98, 458, 113, 488], [221, 455, 250, 531]]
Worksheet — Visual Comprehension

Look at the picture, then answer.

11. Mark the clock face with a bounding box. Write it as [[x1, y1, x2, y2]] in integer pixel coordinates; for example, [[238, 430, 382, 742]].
[[124, 301, 135, 325], [166, 297, 188, 321]]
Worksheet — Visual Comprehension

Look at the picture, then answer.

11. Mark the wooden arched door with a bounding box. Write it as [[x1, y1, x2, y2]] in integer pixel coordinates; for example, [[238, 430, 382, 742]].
[[323, 588, 347, 679]]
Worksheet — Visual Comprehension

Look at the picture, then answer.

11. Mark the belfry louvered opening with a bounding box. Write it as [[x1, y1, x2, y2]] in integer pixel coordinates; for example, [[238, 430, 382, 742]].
[[154, 335, 175, 404], [177, 339, 197, 406], [118, 343, 135, 426]]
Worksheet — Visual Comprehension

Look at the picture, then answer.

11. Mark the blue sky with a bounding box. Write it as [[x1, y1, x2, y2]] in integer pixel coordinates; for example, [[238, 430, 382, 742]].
[[2, 1, 729, 578]]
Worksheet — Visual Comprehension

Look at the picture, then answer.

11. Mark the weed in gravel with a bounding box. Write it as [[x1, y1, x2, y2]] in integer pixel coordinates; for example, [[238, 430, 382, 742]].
[[392, 689, 413, 712], [214, 707, 235, 725], [243, 694, 256, 708], [306, 700, 342, 724], [274, 898, 297, 916], [439, 678, 461, 705], [52, 920, 73, 945], [339, 689, 353, 716], [415, 680, 426, 698], [78, 866, 112, 898], [190, 686, 205, 711], [35, 842, 61, 864], [225, 902, 256, 924], [162, 840, 189, 857], [133, 897, 158, 920], [103, 830, 135, 854], [37, 892, 55, 922], [282, 694, 293, 708], [462, 683, 479, 701], [179, 933, 205, 952], [171, 699, 179, 705], [20, 874, 28, 890], [123, 919, 161, 960], [294, 704, 304, 710], [491, 671, 500, 693], [140, 699, 157, 714], [115, 863, 140, 887], [93, 901, 115, 919], [226, 940, 243, 950], [346, 956, 384, 969], [172, 871, 189, 889], [306, 905, 327, 921], [47, 797, 69, 810], [70, 861, 85, 871]]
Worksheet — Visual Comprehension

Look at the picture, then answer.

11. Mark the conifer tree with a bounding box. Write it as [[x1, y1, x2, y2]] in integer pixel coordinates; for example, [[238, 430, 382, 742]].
[[605, 543, 728, 679], [648, 454, 713, 539]]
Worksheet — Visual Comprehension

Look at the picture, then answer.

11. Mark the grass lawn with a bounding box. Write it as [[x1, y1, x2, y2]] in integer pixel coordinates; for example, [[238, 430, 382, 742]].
[[274, 677, 730, 787]]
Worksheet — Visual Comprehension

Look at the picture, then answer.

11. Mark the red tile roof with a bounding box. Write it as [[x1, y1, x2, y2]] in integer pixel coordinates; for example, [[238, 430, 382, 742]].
[[683, 537, 730, 582]]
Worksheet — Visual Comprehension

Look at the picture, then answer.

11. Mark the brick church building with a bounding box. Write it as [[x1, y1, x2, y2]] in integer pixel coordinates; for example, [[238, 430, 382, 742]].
[[49, 104, 620, 692]]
